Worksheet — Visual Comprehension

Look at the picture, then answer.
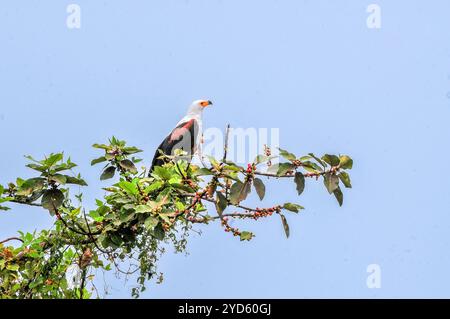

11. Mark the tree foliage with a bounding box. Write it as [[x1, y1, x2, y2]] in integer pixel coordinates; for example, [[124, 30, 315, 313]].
[[0, 130, 353, 299]]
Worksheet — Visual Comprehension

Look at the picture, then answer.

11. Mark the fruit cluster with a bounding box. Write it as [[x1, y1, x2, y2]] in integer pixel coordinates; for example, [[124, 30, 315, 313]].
[[292, 159, 302, 167], [305, 172, 321, 179], [221, 217, 241, 237], [251, 206, 279, 220], [246, 163, 256, 174]]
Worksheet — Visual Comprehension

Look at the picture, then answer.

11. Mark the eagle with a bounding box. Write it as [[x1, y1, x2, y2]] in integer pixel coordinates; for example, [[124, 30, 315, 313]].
[[149, 99, 212, 175]]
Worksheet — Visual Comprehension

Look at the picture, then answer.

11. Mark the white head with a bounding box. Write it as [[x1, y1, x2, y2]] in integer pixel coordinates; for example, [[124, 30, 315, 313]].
[[187, 99, 213, 115]]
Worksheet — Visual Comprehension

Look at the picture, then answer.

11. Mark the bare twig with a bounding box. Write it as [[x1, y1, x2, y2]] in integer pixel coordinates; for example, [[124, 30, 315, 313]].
[[0, 237, 24, 245]]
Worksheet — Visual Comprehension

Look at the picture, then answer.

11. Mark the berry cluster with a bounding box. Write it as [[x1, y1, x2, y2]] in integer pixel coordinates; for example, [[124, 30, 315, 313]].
[[305, 172, 321, 179], [246, 163, 256, 174], [221, 217, 241, 237], [264, 145, 272, 167], [186, 215, 204, 223], [251, 206, 279, 220], [292, 159, 303, 167]]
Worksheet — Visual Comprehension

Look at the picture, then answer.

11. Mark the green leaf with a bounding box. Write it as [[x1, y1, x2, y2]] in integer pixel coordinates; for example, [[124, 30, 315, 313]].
[[16, 178, 45, 196], [24, 155, 41, 164], [222, 165, 242, 173], [333, 187, 343, 206], [91, 156, 107, 166], [152, 223, 165, 240], [109, 136, 125, 147], [0, 197, 13, 204], [278, 148, 296, 161], [144, 216, 159, 230], [215, 191, 228, 216], [89, 210, 104, 222], [207, 156, 220, 170], [321, 154, 340, 167], [49, 174, 67, 185], [224, 161, 245, 171], [144, 181, 163, 193], [308, 153, 326, 168], [299, 155, 312, 161], [0, 197, 13, 212], [109, 233, 123, 248], [280, 214, 290, 238], [119, 159, 138, 174], [118, 181, 139, 196], [240, 231, 254, 241], [229, 181, 242, 205], [277, 163, 296, 176], [152, 166, 172, 180], [294, 172, 305, 195], [193, 168, 213, 176], [43, 153, 63, 167], [135, 204, 156, 214], [52, 161, 77, 172], [92, 143, 110, 150], [229, 180, 251, 205], [105, 153, 115, 160], [254, 154, 270, 165], [338, 171, 352, 188], [323, 173, 339, 194], [123, 146, 143, 155], [6, 264, 19, 271], [25, 163, 47, 172], [301, 162, 321, 173], [253, 178, 265, 201], [41, 189, 64, 213], [16, 178, 25, 187], [282, 203, 304, 213], [65, 176, 88, 186], [100, 166, 116, 180], [339, 155, 353, 169], [175, 201, 185, 211]]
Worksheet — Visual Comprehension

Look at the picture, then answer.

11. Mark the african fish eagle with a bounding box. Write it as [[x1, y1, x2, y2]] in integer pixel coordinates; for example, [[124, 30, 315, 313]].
[[149, 99, 212, 174]]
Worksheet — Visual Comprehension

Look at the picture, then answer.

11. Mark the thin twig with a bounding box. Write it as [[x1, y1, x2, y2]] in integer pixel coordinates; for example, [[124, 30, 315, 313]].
[[0, 237, 24, 245]]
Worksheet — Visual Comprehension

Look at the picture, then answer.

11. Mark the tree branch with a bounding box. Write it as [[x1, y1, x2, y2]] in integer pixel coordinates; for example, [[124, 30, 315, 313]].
[[253, 170, 326, 178], [0, 237, 24, 245]]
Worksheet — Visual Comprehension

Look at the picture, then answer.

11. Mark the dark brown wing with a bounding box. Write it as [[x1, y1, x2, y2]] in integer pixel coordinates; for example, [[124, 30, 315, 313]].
[[149, 119, 199, 174]]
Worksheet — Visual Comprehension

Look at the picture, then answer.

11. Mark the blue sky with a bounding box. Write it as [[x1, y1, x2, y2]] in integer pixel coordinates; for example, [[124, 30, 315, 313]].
[[1, 0, 450, 298]]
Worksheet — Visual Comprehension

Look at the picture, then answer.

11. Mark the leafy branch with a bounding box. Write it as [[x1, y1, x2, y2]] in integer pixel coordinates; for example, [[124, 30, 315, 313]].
[[0, 128, 353, 299]]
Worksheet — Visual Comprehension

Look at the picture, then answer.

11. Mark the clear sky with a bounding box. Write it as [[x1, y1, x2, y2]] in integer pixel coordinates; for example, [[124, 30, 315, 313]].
[[1, 0, 450, 298]]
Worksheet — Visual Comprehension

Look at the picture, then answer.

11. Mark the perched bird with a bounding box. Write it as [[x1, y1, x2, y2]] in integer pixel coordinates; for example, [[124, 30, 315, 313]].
[[149, 99, 212, 175]]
